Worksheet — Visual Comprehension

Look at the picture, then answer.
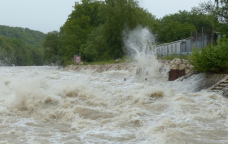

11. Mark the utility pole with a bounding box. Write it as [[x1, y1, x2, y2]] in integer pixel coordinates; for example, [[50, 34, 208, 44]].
[[191, 32, 192, 53], [196, 31, 198, 49], [211, 25, 214, 44], [202, 27, 204, 48]]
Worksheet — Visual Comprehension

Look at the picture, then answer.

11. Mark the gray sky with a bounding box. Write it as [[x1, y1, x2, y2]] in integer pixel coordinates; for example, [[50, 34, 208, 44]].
[[0, 0, 205, 34]]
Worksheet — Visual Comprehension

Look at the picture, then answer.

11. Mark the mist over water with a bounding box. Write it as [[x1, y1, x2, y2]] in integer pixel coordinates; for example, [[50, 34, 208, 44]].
[[1, 28, 228, 144]]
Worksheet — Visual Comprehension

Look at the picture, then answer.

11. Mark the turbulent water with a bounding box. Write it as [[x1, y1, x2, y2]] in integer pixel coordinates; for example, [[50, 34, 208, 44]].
[[1, 66, 228, 144], [1, 27, 228, 144]]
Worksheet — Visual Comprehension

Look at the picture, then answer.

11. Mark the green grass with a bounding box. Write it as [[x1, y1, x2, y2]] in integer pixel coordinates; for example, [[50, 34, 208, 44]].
[[69, 54, 190, 65], [157, 54, 190, 61], [71, 55, 135, 65]]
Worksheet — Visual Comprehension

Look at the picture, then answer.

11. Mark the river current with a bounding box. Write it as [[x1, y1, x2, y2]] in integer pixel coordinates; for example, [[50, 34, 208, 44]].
[[1, 66, 228, 144]]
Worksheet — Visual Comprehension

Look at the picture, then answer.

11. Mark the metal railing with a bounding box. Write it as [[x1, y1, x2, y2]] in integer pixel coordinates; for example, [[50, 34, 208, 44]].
[[155, 34, 212, 56]]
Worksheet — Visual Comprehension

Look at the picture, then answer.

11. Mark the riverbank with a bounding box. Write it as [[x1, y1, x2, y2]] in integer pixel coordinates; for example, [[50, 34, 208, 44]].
[[65, 58, 193, 74], [65, 59, 227, 93]]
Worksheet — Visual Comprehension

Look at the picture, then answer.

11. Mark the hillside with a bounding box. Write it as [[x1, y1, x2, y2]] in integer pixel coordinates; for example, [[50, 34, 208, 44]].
[[0, 25, 46, 48], [0, 25, 45, 66]]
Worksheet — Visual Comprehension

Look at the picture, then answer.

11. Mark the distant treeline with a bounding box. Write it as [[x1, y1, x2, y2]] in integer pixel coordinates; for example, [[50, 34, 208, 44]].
[[0, 25, 45, 66]]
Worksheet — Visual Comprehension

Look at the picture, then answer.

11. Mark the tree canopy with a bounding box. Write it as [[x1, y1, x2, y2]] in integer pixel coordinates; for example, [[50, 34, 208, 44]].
[[43, 0, 158, 64]]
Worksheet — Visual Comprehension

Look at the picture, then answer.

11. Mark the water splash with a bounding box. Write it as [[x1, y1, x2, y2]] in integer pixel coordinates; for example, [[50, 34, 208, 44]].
[[123, 26, 169, 80]]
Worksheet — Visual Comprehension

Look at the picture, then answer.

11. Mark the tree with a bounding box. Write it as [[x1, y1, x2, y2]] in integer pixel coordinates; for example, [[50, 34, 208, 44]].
[[158, 21, 196, 43], [197, 0, 228, 37], [80, 24, 109, 61], [43, 31, 61, 64], [156, 10, 212, 43], [55, 0, 159, 64], [59, 0, 105, 64], [99, 0, 158, 59]]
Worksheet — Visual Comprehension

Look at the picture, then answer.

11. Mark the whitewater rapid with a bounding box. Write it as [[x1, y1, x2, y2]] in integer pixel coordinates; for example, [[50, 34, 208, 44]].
[[0, 66, 228, 144]]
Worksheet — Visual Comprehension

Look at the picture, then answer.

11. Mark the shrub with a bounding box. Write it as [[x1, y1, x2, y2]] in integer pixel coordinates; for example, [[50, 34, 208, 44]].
[[190, 38, 228, 73]]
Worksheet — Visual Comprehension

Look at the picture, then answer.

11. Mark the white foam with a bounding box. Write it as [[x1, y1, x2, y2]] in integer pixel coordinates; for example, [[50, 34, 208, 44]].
[[123, 26, 169, 81]]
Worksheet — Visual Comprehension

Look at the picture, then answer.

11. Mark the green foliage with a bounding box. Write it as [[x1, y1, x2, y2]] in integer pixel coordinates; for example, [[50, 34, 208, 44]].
[[82, 55, 132, 65], [158, 21, 196, 43], [190, 38, 228, 73], [0, 25, 45, 65], [100, 0, 157, 59], [44, 0, 221, 65], [0, 35, 44, 66], [59, 0, 105, 64], [43, 31, 61, 64], [196, 0, 228, 37], [45, 0, 159, 65], [80, 25, 110, 62], [157, 10, 212, 43]]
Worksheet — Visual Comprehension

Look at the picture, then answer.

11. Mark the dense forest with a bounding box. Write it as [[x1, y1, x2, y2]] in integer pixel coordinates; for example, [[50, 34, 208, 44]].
[[0, 25, 45, 66], [43, 0, 227, 65]]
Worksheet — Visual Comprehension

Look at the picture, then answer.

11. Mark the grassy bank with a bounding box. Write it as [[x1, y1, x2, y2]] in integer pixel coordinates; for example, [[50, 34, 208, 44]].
[[157, 54, 189, 61]]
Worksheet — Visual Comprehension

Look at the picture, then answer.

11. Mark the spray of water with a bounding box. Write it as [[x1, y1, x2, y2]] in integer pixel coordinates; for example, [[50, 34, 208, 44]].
[[123, 26, 169, 80]]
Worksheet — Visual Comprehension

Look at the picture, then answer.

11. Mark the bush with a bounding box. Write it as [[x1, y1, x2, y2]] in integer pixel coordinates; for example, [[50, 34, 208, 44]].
[[190, 38, 228, 73]]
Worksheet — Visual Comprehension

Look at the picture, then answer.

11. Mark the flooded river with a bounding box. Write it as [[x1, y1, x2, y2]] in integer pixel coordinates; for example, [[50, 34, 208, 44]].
[[1, 66, 228, 144], [1, 27, 228, 144]]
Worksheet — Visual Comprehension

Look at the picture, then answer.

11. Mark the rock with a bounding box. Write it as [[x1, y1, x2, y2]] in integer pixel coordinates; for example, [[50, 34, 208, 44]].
[[175, 58, 182, 65], [186, 64, 191, 68], [183, 60, 189, 64], [115, 59, 119, 62], [170, 59, 175, 65], [179, 64, 186, 70], [189, 65, 194, 69], [171, 65, 178, 70], [185, 69, 191, 74], [165, 63, 171, 69]]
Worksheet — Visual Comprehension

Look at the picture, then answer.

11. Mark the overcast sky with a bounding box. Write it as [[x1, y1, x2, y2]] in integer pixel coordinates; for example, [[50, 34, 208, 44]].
[[0, 0, 206, 34]]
